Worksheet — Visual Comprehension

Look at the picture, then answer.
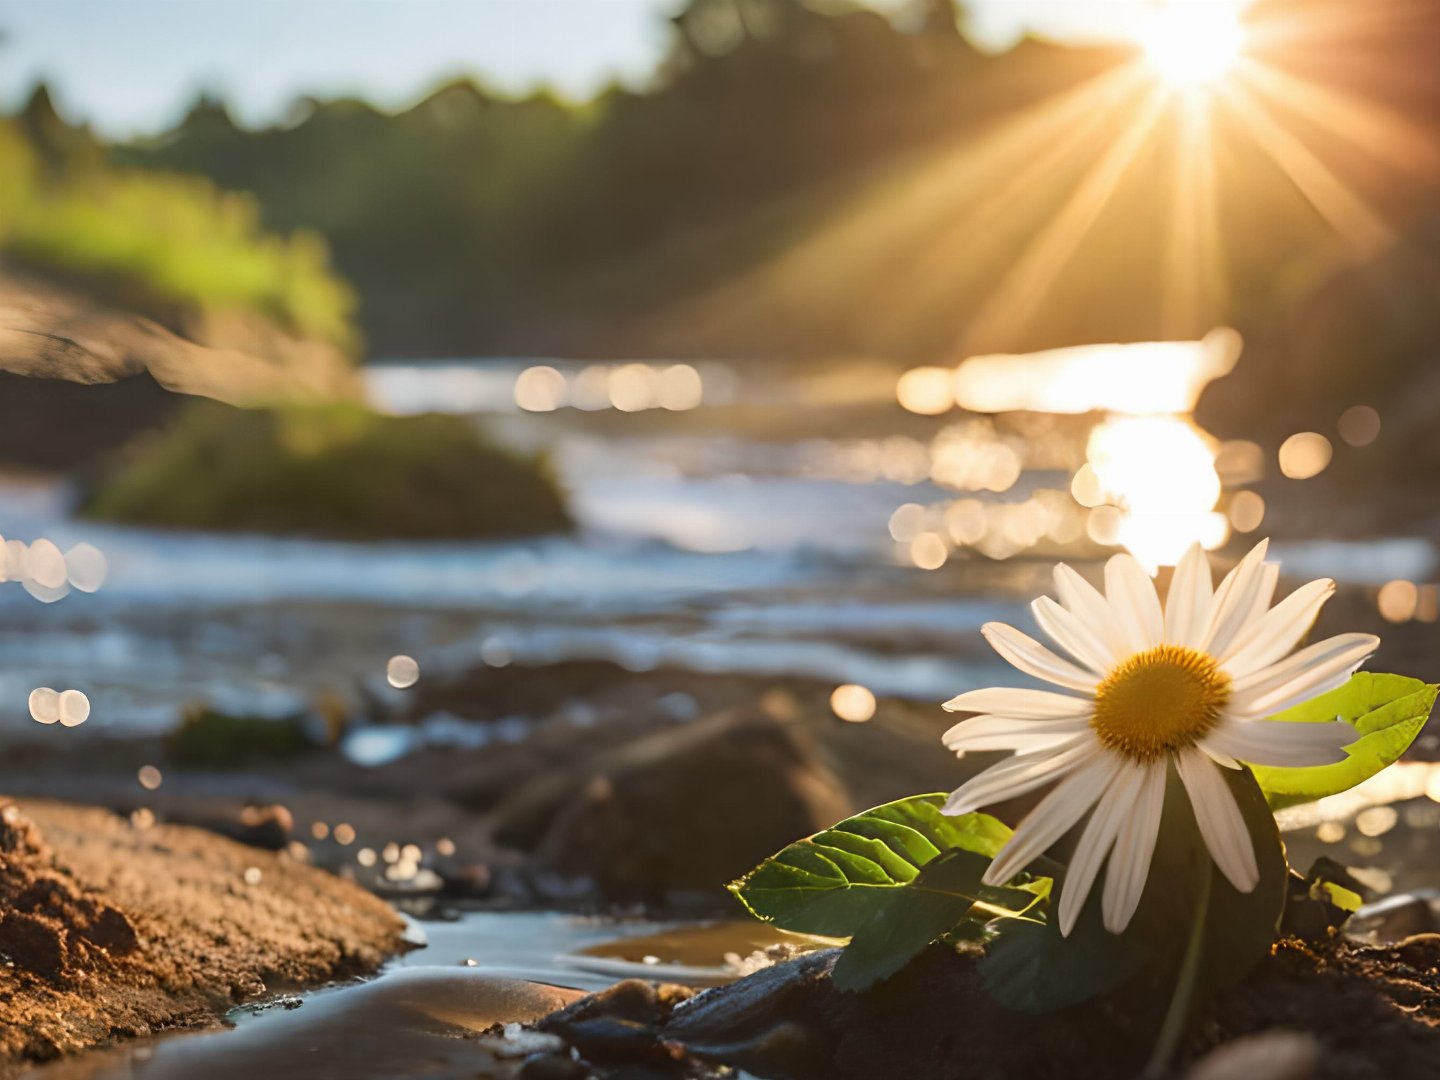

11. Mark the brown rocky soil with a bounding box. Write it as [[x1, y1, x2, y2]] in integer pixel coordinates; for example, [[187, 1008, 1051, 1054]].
[[541, 934, 1440, 1079], [0, 798, 406, 1077]]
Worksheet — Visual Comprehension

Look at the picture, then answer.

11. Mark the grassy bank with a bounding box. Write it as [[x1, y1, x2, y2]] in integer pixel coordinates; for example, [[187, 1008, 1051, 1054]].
[[0, 109, 356, 352]]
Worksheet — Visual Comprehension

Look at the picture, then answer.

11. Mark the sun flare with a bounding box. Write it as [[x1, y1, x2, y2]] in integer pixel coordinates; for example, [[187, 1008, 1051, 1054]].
[[1138, 2, 1247, 89]]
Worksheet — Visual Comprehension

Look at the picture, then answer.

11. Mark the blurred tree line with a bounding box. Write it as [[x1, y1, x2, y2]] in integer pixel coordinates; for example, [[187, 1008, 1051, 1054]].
[[7, 0, 1440, 477], [105, 0, 1123, 356]]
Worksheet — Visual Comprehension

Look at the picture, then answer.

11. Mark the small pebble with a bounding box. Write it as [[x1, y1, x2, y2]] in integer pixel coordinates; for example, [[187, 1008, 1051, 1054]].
[[1185, 1030, 1319, 1080]]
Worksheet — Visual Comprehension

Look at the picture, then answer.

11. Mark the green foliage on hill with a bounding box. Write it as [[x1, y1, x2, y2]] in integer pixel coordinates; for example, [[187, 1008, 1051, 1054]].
[[81, 400, 572, 540], [110, 0, 1125, 356], [0, 89, 357, 350]]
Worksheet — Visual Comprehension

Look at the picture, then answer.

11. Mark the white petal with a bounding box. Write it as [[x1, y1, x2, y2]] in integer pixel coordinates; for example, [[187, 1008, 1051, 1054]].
[[942, 687, 1092, 718], [1032, 596, 1116, 673], [942, 738, 1096, 816], [1101, 761, 1165, 934], [1054, 563, 1127, 658], [1105, 554, 1165, 653], [1202, 716, 1355, 768], [1220, 578, 1336, 678], [1164, 543, 1213, 648], [1201, 539, 1271, 656], [982, 755, 1121, 885], [1175, 748, 1258, 894], [1247, 563, 1281, 627], [1201, 745, 1243, 770], [1057, 763, 1145, 937], [1229, 633, 1380, 718], [982, 622, 1100, 693], [942, 714, 1093, 753]]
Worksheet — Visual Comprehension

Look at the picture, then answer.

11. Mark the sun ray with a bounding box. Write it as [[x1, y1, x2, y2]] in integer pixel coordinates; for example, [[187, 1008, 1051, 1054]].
[[1219, 66, 1395, 257], [1162, 91, 1228, 337], [886, 65, 1154, 334], [1237, 63, 1440, 177], [963, 83, 1170, 352], [639, 63, 1153, 347]]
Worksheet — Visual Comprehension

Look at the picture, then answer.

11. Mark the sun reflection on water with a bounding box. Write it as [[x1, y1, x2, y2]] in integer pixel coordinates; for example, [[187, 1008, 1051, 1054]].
[[1084, 415, 1229, 570], [893, 331, 1246, 569], [944, 329, 1240, 417]]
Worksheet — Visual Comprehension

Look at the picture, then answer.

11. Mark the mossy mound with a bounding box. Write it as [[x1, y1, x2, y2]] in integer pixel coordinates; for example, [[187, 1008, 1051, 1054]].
[[81, 400, 571, 540], [168, 707, 314, 769]]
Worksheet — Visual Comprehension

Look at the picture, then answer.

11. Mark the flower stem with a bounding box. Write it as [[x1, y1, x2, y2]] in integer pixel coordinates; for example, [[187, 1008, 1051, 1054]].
[[1142, 859, 1213, 1080]]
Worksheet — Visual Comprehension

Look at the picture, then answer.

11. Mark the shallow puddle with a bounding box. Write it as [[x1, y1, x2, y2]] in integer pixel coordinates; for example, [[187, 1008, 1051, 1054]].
[[24, 912, 777, 1080]]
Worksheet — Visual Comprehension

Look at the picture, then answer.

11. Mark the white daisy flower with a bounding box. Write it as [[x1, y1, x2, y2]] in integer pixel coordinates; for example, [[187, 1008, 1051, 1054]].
[[941, 539, 1377, 937]]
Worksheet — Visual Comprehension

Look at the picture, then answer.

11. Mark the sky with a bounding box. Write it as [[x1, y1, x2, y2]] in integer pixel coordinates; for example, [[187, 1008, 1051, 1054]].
[[0, 0, 1161, 137]]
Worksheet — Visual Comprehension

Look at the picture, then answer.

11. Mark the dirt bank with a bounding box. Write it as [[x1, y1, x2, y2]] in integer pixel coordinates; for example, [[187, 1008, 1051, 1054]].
[[0, 798, 406, 1076], [0, 270, 357, 469]]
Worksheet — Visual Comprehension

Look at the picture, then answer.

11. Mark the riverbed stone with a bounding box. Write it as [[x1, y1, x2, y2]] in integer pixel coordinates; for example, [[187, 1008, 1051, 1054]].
[[532, 707, 851, 901], [1185, 1031, 1321, 1080]]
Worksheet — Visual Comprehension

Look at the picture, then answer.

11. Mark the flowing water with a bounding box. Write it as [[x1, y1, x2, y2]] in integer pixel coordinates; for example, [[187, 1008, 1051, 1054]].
[[2, 354, 1431, 743], [23, 911, 785, 1080]]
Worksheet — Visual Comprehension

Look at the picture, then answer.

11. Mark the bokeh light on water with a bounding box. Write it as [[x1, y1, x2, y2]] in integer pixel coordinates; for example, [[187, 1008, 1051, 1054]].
[[30, 686, 89, 727], [890, 332, 1249, 569], [57, 689, 90, 727], [829, 684, 876, 723], [1379, 580, 1420, 623], [1084, 415, 1228, 569], [937, 330, 1240, 416], [895, 366, 955, 415], [28, 687, 60, 725], [1338, 405, 1382, 448], [0, 535, 108, 603], [512, 365, 566, 412], [385, 655, 420, 689], [1279, 431, 1334, 479], [513, 362, 705, 414]]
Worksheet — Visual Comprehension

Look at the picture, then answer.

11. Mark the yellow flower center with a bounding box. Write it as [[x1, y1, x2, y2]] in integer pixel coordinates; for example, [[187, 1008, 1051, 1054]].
[[1090, 644, 1231, 762]]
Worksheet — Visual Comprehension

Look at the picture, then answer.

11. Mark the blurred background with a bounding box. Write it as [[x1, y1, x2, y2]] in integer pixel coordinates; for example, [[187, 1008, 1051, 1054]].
[[1, 0, 1439, 916]]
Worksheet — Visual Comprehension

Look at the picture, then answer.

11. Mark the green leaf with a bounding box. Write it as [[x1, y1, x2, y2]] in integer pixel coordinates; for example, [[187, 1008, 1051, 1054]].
[[981, 900, 1150, 1013], [980, 764, 1285, 1013], [1187, 766, 1287, 998], [728, 794, 1011, 939], [1249, 673, 1437, 810], [1316, 880, 1363, 914], [830, 848, 1041, 991]]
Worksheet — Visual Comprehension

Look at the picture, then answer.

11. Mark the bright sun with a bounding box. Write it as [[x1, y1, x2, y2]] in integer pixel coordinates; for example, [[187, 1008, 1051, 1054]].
[[1138, 2, 1247, 89]]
